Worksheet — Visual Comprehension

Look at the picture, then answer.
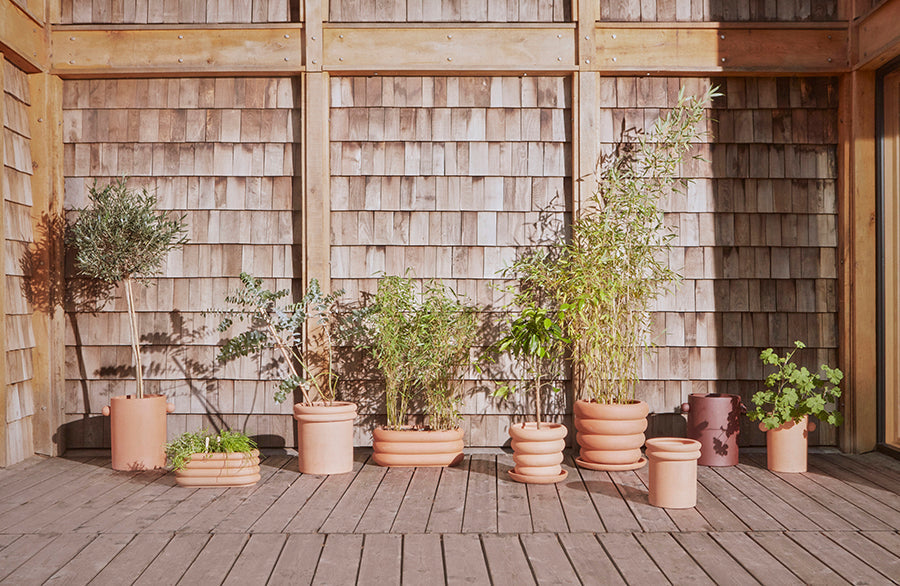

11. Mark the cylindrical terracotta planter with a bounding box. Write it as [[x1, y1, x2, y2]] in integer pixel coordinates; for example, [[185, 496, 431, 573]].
[[645, 437, 702, 508], [574, 399, 649, 471], [293, 402, 357, 475], [681, 393, 743, 466], [102, 394, 175, 471], [762, 415, 816, 473], [174, 449, 261, 487], [508, 422, 568, 484], [372, 427, 464, 467]]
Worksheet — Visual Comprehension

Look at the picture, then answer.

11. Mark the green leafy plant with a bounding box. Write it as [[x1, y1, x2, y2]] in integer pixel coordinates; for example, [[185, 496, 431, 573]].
[[165, 429, 257, 471], [68, 178, 188, 398], [748, 341, 844, 431], [215, 273, 343, 405]]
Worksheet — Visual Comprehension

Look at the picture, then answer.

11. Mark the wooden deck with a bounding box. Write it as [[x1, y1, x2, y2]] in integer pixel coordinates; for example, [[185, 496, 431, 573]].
[[1, 449, 899, 585]]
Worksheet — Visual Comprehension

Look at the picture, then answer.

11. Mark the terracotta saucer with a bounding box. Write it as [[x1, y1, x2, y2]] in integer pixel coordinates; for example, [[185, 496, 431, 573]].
[[575, 456, 648, 471], [508, 469, 568, 484]]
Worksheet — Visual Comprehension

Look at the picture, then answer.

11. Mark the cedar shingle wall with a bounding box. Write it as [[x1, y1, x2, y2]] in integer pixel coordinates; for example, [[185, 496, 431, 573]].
[[4, 60, 36, 465], [329, 0, 570, 21], [62, 77, 300, 448], [59, 0, 296, 23], [600, 0, 839, 21]]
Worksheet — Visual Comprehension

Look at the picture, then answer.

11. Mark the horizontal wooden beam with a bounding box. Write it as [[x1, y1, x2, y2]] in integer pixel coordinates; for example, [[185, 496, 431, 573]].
[[51, 26, 304, 77], [0, 0, 47, 72], [852, 0, 900, 70]]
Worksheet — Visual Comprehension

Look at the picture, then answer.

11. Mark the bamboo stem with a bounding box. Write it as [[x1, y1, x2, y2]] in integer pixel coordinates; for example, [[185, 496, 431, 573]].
[[123, 277, 144, 399]]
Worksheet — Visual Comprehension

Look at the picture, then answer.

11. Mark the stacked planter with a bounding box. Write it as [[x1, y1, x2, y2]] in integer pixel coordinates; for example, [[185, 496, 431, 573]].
[[508, 422, 568, 484], [574, 400, 649, 471]]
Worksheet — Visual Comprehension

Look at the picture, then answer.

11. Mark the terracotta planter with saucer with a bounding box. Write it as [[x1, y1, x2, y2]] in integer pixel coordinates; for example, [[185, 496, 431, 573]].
[[508, 422, 568, 484], [574, 399, 649, 470]]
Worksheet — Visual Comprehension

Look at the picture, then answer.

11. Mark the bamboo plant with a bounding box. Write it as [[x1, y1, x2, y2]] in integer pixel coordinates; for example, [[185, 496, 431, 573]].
[[68, 178, 188, 399]]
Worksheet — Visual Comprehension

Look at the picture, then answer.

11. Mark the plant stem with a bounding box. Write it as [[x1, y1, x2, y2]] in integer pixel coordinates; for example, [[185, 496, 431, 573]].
[[123, 277, 144, 399], [533, 354, 542, 429]]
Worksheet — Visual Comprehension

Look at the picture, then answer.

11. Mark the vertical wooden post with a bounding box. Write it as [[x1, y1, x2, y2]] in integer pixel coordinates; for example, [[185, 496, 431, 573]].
[[0, 54, 9, 467], [838, 70, 878, 453], [574, 0, 597, 215]]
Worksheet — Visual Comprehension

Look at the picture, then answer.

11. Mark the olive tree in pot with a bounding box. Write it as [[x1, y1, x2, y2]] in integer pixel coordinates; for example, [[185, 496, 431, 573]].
[[215, 273, 355, 475], [68, 178, 188, 470], [748, 341, 843, 473], [516, 86, 718, 471]]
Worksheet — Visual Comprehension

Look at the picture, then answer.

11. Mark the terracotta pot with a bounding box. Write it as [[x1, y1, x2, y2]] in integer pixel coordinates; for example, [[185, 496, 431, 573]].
[[645, 437, 702, 508], [293, 402, 357, 475], [508, 422, 568, 484], [574, 399, 649, 471], [372, 427, 464, 467], [174, 449, 261, 488], [102, 394, 175, 471], [681, 393, 743, 466], [762, 415, 816, 473]]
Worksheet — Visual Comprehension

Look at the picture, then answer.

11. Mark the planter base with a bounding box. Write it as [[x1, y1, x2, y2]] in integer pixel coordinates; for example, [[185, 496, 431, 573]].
[[508, 469, 567, 484], [576, 456, 647, 471]]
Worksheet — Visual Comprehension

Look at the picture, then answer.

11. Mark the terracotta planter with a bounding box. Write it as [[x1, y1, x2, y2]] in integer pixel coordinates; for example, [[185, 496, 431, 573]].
[[645, 437, 702, 508], [508, 422, 568, 484], [293, 402, 357, 475], [762, 415, 816, 473], [174, 449, 261, 488], [574, 399, 649, 471], [681, 393, 743, 466], [102, 394, 175, 471], [372, 427, 464, 467]]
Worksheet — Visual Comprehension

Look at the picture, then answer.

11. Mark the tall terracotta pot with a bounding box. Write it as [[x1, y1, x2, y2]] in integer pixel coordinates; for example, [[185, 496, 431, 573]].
[[102, 394, 175, 471], [372, 427, 464, 467], [645, 437, 702, 508], [174, 449, 261, 488], [508, 422, 568, 484], [762, 415, 816, 473], [681, 393, 743, 466], [574, 399, 649, 471], [293, 402, 357, 475]]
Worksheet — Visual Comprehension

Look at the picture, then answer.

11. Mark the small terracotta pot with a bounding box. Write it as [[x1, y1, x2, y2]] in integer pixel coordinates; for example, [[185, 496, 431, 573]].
[[102, 394, 175, 471], [645, 437, 702, 509], [574, 399, 649, 471], [293, 402, 357, 475], [372, 427, 464, 467], [762, 415, 816, 473], [508, 422, 568, 484], [174, 449, 261, 487], [681, 393, 743, 466]]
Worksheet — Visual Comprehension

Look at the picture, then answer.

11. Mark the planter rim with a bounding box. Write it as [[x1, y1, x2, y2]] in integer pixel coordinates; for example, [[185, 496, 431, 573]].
[[645, 437, 701, 453], [374, 426, 464, 440], [575, 398, 649, 419], [509, 421, 568, 442], [293, 401, 357, 422], [183, 448, 260, 462]]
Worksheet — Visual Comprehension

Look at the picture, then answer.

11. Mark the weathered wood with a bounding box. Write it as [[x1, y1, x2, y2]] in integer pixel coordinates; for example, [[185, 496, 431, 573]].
[[497, 453, 533, 533], [132, 533, 210, 586], [249, 466, 328, 533], [0, 0, 46, 72], [1, 532, 96, 584], [822, 531, 900, 582], [608, 469, 678, 532], [44, 533, 134, 585], [801, 460, 900, 528], [319, 459, 387, 533], [526, 482, 569, 533], [143, 485, 228, 533], [357, 534, 402, 585], [401, 533, 444, 584], [674, 532, 759, 585], [853, 0, 900, 69], [636, 532, 716, 585], [89, 533, 174, 586], [709, 532, 804, 586], [268, 534, 325, 584], [426, 457, 471, 533], [285, 455, 367, 533], [787, 531, 896, 584], [556, 455, 605, 532], [575, 466, 642, 533], [462, 454, 497, 533], [214, 457, 297, 532], [313, 534, 363, 584], [520, 533, 581, 584], [749, 532, 848, 584], [697, 466, 784, 531], [596, 533, 669, 584], [390, 466, 442, 533], [442, 534, 491, 584], [355, 466, 413, 533], [814, 454, 900, 505], [223, 533, 287, 585], [75, 471, 176, 533], [0, 533, 57, 581], [481, 534, 536, 585], [558, 533, 626, 584]]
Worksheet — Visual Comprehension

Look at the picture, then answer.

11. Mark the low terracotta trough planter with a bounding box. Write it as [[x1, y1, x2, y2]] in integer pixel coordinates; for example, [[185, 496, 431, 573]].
[[174, 449, 261, 488], [372, 427, 464, 467], [508, 422, 568, 484]]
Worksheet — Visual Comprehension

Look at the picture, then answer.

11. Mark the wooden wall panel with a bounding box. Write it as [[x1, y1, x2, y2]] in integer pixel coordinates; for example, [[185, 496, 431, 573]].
[[62, 77, 300, 449], [329, 0, 570, 22], [598, 0, 840, 21], [59, 0, 296, 23]]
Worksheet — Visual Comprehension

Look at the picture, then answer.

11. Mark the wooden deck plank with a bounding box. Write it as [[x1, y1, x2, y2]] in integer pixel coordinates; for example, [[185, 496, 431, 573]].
[[636, 532, 716, 585], [312, 534, 363, 584], [391, 466, 442, 533], [443, 534, 491, 584], [319, 459, 388, 533], [497, 453, 533, 533], [575, 466, 642, 533], [0, 534, 19, 550], [608, 469, 678, 532], [556, 455, 605, 533], [355, 467, 414, 533], [692, 477, 751, 532], [750, 532, 850, 585], [0, 455, 48, 487], [856, 452, 900, 479], [860, 530, 900, 560], [222, 533, 287, 585], [813, 455, 900, 509], [401, 533, 445, 584], [787, 531, 894, 585], [823, 531, 900, 581], [526, 483, 569, 533], [558, 533, 626, 585], [357, 534, 402, 584], [710, 532, 805, 586], [284, 455, 367, 533], [802, 462, 900, 528], [462, 454, 497, 533], [0, 532, 95, 585], [426, 457, 471, 533], [44, 533, 134, 585], [269, 533, 325, 584], [673, 532, 759, 586], [76, 472, 177, 533], [214, 457, 298, 533], [520, 533, 581, 584], [697, 466, 784, 531], [176, 533, 249, 585], [89, 532, 174, 586], [482, 534, 536, 585], [249, 468, 328, 533], [132, 533, 210, 586], [634, 464, 713, 532], [0, 534, 57, 581], [832, 454, 900, 495], [143, 486, 228, 533], [596, 533, 669, 584], [0, 457, 83, 507]]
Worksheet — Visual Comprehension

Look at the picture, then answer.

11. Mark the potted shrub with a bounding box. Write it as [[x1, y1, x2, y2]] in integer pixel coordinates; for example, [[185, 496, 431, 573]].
[[355, 275, 478, 467], [747, 341, 843, 473], [166, 428, 260, 487], [215, 273, 356, 475], [494, 305, 569, 484], [514, 86, 717, 471], [68, 178, 187, 470]]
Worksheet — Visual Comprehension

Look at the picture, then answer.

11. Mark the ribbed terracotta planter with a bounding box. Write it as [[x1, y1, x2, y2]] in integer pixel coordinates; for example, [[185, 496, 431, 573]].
[[102, 394, 175, 471], [762, 415, 816, 473], [372, 427, 464, 467], [645, 437, 702, 508], [574, 399, 649, 471], [293, 402, 357, 475], [508, 422, 568, 484], [174, 449, 261, 487], [681, 393, 743, 466]]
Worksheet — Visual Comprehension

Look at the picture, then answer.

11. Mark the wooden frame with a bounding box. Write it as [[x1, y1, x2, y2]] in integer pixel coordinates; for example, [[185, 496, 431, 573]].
[[881, 68, 900, 449]]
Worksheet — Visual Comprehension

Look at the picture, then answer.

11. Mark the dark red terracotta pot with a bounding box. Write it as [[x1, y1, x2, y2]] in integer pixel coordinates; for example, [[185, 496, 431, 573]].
[[681, 393, 743, 466]]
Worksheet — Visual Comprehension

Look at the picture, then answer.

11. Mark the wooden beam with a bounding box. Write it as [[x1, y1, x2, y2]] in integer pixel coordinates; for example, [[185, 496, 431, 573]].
[[302, 72, 330, 293], [852, 0, 900, 70], [0, 54, 8, 467], [838, 70, 878, 454], [51, 26, 304, 77], [0, 0, 47, 73]]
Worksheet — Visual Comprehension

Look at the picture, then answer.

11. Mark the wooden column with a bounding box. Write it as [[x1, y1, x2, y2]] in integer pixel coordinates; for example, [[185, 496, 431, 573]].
[[574, 0, 597, 215], [0, 54, 8, 467], [838, 70, 878, 453]]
